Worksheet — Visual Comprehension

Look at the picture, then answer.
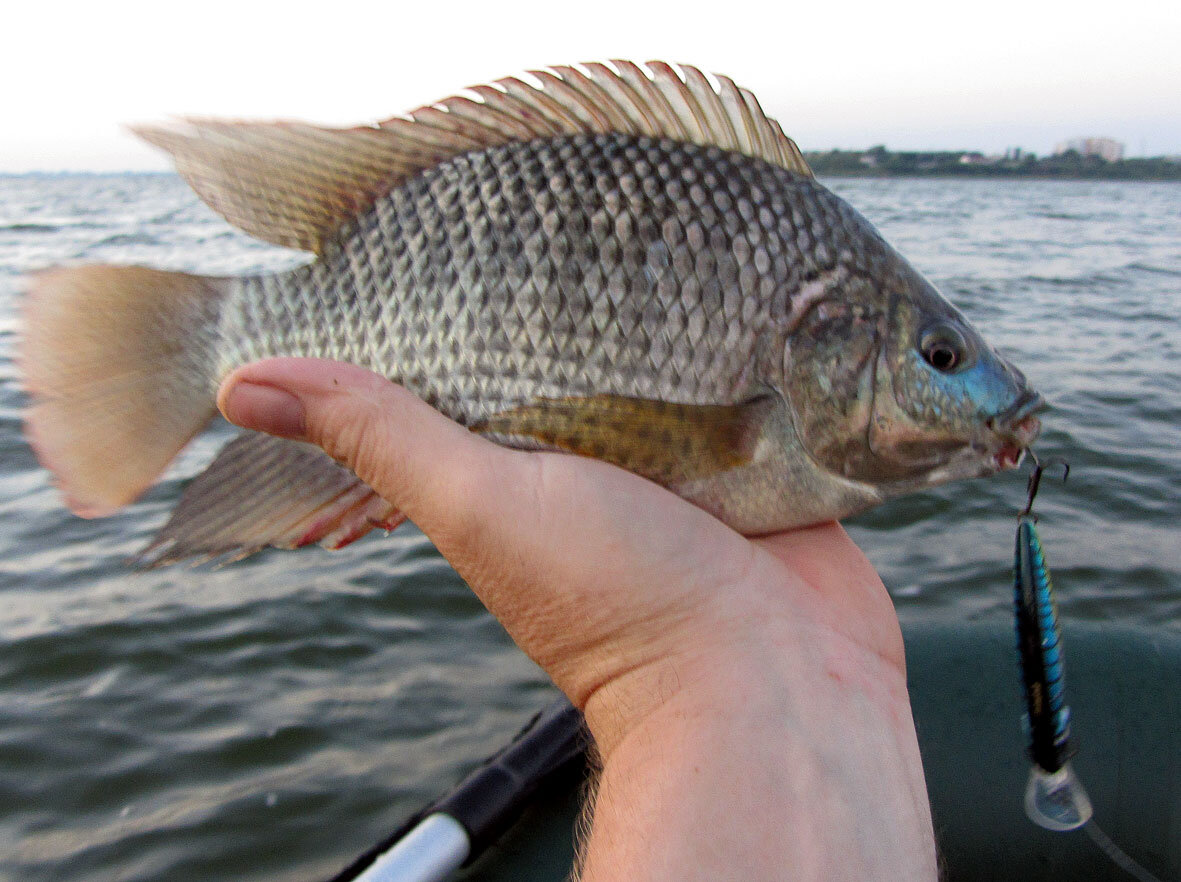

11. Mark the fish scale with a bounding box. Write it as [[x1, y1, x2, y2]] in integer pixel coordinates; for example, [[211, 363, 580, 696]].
[[220, 134, 860, 425]]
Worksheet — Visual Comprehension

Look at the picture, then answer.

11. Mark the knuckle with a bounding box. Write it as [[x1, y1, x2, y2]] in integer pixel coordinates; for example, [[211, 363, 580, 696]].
[[308, 389, 403, 494]]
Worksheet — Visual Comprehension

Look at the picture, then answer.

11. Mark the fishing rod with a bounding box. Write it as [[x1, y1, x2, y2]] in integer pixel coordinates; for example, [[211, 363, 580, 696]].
[[326, 697, 587, 882], [1012, 456, 1162, 881]]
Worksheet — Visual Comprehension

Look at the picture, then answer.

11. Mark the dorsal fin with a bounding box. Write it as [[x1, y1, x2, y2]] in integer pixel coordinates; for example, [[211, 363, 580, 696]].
[[133, 61, 813, 254]]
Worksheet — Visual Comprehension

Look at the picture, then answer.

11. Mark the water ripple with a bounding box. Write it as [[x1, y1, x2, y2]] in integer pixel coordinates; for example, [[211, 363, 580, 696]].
[[0, 173, 1177, 881]]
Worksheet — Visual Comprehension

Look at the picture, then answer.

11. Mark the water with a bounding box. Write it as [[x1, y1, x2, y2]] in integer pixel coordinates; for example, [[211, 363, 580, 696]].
[[0, 174, 1177, 881]]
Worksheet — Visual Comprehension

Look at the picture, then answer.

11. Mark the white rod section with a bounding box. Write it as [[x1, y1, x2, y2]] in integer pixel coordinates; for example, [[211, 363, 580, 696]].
[[352, 813, 471, 882]]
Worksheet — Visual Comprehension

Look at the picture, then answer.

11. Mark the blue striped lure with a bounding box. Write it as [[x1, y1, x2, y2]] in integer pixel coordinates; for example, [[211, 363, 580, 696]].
[[1012, 460, 1093, 831], [1011, 461, 1165, 880]]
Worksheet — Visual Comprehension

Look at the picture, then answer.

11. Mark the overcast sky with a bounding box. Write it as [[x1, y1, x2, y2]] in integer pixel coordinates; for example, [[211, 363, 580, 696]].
[[3, 0, 1178, 171]]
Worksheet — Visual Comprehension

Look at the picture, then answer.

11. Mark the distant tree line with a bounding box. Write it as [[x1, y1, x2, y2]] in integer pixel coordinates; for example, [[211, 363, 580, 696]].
[[805, 146, 1181, 180]]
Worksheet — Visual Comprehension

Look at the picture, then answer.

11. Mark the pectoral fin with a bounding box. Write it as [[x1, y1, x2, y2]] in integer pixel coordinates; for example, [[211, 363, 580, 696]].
[[474, 394, 773, 486]]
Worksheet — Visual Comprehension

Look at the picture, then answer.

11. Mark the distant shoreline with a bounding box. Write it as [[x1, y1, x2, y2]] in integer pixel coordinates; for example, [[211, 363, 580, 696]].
[[805, 148, 1181, 182], [4, 150, 1181, 182]]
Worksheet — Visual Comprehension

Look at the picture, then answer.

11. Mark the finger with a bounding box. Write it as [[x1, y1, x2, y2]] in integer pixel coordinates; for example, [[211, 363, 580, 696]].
[[216, 358, 746, 672], [218, 357, 502, 526]]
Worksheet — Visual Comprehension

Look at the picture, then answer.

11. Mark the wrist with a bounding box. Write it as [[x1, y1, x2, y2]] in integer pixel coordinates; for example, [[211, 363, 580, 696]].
[[582, 612, 911, 760], [578, 625, 936, 881]]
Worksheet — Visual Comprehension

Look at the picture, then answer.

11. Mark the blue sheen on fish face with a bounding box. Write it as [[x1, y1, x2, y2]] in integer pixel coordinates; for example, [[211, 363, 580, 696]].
[[917, 343, 1028, 421], [896, 313, 1033, 431], [853, 303, 1043, 488]]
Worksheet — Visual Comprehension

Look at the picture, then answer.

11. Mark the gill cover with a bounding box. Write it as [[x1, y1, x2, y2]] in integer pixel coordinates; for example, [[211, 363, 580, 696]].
[[786, 263, 1039, 487], [784, 275, 884, 480]]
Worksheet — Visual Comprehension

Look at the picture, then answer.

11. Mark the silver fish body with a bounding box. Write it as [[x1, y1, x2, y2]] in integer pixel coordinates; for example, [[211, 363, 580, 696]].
[[218, 134, 1033, 530]]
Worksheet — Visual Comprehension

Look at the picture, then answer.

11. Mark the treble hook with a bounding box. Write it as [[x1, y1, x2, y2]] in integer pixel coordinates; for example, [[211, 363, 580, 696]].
[[1020, 451, 1070, 519]]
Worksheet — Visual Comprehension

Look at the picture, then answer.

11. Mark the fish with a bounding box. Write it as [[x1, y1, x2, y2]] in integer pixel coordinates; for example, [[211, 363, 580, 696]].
[[21, 61, 1044, 565]]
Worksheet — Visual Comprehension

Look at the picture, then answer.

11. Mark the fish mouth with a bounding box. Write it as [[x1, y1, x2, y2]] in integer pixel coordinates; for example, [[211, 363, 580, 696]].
[[995, 389, 1045, 426], [987, 390, 1046, 471]]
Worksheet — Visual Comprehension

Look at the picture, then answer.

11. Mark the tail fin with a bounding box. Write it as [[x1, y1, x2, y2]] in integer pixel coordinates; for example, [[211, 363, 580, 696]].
[[22, 265, 229, 517]]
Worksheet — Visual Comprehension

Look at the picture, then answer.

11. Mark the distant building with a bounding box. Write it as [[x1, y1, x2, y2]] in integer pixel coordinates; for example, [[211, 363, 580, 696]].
[[958, 152, 1002, 166], [1054, 137, 1125, 162]]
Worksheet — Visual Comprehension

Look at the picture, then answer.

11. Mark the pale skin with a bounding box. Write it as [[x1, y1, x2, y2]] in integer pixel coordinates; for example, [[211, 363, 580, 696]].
[[217, 357, 938, 881]]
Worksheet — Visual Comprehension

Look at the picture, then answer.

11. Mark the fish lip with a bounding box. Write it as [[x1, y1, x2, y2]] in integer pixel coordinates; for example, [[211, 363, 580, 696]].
[[993, 389, 1046, 428], [982, 390, 1046, 471]]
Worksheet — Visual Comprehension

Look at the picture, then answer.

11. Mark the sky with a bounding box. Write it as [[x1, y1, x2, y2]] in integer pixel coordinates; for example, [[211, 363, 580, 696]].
[[3, 0, 1178, 171]]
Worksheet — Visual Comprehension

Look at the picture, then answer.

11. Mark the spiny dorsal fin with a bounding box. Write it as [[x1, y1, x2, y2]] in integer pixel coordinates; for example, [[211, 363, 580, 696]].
[[133, 62, 813, 254]]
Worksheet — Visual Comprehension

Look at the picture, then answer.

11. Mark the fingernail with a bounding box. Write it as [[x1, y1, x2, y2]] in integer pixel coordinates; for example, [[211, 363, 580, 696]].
[[221, 381, 307, 439]]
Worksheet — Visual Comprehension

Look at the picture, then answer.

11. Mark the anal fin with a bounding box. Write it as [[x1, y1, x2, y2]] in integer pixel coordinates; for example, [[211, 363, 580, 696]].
[[473, 394, 773, 486], [137, 433, 401, 567]]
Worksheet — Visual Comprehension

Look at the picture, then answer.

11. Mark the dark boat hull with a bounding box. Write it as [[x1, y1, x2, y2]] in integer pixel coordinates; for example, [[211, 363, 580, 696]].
[[456, 621, 1181, 881]]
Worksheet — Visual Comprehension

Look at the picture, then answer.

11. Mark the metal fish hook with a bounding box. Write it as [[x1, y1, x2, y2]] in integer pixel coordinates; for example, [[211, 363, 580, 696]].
[[1020, 452, 1070, 519]]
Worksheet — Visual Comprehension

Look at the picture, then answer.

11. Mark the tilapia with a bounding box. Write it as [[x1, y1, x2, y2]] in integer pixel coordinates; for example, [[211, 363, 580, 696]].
[[21, 61, 1043, 565]]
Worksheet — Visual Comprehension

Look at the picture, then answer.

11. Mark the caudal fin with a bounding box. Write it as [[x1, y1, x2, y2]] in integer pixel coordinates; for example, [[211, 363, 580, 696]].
[[22, 265, 229, 517]]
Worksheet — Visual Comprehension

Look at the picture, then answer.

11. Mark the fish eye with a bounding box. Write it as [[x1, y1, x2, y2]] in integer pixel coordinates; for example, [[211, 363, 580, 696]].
[[920, 323, 969, 373]]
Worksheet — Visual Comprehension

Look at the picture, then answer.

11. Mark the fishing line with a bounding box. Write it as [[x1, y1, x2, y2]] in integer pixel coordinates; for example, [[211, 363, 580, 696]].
[[1083, 820, 1165, 882], [1012, 457, 1163, 882]]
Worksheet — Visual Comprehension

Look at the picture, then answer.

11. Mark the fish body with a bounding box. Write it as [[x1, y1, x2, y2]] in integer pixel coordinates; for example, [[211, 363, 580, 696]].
[[223, 133, 924, 531], [22, 63, 1043, 563]]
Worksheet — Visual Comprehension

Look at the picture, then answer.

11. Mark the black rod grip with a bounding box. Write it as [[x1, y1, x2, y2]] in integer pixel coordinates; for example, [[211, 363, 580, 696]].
[[432, 697, 588, 862]]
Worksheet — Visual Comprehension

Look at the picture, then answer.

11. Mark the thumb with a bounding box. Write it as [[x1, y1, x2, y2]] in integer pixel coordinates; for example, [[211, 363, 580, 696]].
[[216, 357, 513, 539]]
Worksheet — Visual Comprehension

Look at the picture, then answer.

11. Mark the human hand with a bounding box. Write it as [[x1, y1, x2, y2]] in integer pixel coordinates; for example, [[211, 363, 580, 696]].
[[218, 357, 937, 881]]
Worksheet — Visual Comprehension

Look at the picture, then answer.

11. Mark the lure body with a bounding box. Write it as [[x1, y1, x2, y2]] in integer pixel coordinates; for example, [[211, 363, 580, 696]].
[[1012, 512, 1092, 831], [1014, 515, 1072, 773]]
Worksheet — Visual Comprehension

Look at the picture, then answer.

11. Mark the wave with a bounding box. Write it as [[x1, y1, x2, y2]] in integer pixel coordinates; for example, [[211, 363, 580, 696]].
[[1128, 261, 1181, 278], [85, 232, 161, 249], [1, 222, 61, 233], [1017, 272, 1123, 289], [1031, 210, 1090, 220]]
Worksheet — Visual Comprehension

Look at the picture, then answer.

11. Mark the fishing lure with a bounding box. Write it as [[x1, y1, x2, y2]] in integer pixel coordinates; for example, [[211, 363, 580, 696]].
[[1012, 458, 1163, 881], [1012, 458, 1092, 830]]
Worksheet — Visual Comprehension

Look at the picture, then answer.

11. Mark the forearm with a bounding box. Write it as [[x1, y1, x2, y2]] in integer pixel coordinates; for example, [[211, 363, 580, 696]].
[[577, 631, 937, 881]]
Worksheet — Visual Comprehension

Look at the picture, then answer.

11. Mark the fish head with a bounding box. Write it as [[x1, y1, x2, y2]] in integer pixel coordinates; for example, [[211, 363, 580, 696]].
[[868, 279, 1044, 491], [785, 266, 1043, 498]]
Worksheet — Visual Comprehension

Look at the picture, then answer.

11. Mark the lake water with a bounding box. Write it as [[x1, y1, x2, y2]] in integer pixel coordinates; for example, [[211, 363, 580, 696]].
[[0, 174, 1177, 881]]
